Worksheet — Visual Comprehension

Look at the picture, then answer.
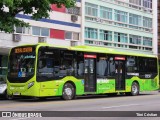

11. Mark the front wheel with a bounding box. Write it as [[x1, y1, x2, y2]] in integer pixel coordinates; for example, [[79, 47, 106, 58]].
[[62, 83, 75, 100]]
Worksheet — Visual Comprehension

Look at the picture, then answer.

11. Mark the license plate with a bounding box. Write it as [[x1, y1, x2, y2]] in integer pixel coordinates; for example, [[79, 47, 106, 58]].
[[14, 92, 20, 95]]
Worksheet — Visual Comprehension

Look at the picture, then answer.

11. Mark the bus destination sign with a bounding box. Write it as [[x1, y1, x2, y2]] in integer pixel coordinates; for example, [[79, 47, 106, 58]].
[[15, 47, 33, 53]]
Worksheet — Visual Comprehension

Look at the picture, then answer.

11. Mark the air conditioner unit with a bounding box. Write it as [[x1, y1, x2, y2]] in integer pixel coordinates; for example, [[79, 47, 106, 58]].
[[38, 37, 47, 43], [71, 41, 78, 46], [143, 8, 148, 12], [13, 34, 22, 42], [96, 18, 103, 23], [71, 15, 78, 22]]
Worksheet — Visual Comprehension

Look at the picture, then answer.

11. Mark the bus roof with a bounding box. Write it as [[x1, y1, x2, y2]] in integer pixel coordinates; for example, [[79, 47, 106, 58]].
[[14, 43, 157, 58], [69, 45, 157, 58]]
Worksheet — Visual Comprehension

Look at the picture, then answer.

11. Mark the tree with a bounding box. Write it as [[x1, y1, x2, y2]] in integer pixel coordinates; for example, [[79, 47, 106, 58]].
[[0, 0, 76, 33]]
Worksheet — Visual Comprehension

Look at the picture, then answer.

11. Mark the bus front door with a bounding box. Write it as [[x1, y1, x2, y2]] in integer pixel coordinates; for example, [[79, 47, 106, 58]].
[[115, 61, 125, 90], [84, 58, 96, 92]]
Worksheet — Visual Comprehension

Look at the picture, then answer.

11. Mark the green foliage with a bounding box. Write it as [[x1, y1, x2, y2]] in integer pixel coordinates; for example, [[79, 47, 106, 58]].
[[0, 0, 76, 33]]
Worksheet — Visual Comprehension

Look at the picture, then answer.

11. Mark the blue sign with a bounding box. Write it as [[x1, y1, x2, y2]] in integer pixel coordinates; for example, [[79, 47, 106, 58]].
[[18, 72, 22, 77], [81, 80, 84, 85]]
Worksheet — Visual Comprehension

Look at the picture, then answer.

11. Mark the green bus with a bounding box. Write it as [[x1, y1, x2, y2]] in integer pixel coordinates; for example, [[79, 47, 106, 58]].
[[7, 43, 159, 100]]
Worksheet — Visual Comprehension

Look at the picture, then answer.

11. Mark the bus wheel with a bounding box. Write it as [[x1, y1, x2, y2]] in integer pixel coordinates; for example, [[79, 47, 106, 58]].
[[6, 95, 14, 100], [131, 82, 139, 96], [62, 83, 75, 100], [5, 91, 13, 100]]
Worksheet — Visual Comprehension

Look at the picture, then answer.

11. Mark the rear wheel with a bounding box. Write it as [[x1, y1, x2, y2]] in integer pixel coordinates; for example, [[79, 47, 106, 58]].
[[126, 82, 139, 96], [62, 83, 75, 100]]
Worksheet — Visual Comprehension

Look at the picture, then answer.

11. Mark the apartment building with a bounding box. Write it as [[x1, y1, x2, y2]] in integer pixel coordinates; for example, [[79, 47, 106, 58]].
[[83, 0, 157, 54], [158, 0, 160, 59]]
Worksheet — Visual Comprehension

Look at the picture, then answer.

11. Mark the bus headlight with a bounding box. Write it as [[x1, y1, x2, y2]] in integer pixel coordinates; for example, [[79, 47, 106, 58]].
[[28, 82, 34, 89]]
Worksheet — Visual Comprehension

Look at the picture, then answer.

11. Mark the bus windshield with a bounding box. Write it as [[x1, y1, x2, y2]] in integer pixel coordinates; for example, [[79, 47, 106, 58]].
[[7, 46, 36, 83]]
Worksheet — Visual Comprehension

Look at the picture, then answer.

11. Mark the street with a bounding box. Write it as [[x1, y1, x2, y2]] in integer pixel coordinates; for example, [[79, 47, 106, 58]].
[[0, 91, 160, 120]]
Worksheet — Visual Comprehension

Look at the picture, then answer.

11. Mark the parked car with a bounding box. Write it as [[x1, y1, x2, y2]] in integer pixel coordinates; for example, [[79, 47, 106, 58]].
[[0, 78, 7, 99]]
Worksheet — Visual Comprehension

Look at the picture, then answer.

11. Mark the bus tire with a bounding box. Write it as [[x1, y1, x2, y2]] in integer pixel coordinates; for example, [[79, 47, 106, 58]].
[[62, 83, 75, 100], [130, 82, 139, 96], [5, 91, 13, 100]]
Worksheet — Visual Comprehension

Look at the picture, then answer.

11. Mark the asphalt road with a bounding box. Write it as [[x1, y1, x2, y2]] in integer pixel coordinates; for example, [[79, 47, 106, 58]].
[[0, 91, 160, 120]]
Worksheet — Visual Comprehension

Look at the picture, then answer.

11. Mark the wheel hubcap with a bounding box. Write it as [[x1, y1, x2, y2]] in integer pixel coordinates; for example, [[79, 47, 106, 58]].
[[65, 88, 72, 96], [132, 85, 138, 94]]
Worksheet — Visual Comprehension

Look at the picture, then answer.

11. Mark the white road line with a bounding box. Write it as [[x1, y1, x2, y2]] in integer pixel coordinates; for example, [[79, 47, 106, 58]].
[[10, 117, 31, 120], [102, 104, 140, 109]]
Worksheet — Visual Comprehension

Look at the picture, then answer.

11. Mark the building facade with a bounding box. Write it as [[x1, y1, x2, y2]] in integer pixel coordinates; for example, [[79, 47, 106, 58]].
[[83, 0, 156, 54], [158, 0, 160, 59], [0, 0, 157, 80]]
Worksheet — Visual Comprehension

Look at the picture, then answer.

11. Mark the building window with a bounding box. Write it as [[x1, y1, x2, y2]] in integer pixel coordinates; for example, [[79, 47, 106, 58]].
[[114, 10, 128, 23], [32, 26, 40, 36], [143, 17, 152, 28], [129, 35, 141, 45], [73, 33, 79, 40], [143, 0, 152, 9], [99, 30, 112, 41], [65, 31, 72, 39], [100, 6, 112, 20], [114, 32, 128, 43], [65, 31, 79, 40], [85, 2, 98, 17], [41, 28, 49, 36], [143, 37, 152, 46], [66, 7, 81, 15], [85, 27, 98, 39], [129, 0, 141, 6], [129, 13, 142, 26], [32, 26, 49, 37], [15, 27, 30, 34]]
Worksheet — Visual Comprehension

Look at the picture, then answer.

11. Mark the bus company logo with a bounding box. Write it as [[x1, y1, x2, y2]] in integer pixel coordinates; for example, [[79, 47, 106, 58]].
[[1, 112, 42, 118], [2, 112, 11, 117], [145, 74, 151, 78]]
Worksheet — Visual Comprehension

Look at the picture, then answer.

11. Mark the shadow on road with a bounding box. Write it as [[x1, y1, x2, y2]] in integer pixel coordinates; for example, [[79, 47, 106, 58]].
[[6, 91, 159, 102]]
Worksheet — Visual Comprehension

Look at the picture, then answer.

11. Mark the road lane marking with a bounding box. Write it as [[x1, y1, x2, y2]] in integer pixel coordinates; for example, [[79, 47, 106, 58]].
[[10, 117, 31, 120], [102, 104, 140, 109], [0, 99, 70, 109], [0, 93, 158, 109]]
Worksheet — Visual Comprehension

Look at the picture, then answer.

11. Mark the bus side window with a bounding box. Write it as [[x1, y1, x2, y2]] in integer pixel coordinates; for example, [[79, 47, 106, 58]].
[[38, 60, 44, 69], [77, 52, 84, 77], [78, 61, 84, 76], [127, 56, 136, 72]]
